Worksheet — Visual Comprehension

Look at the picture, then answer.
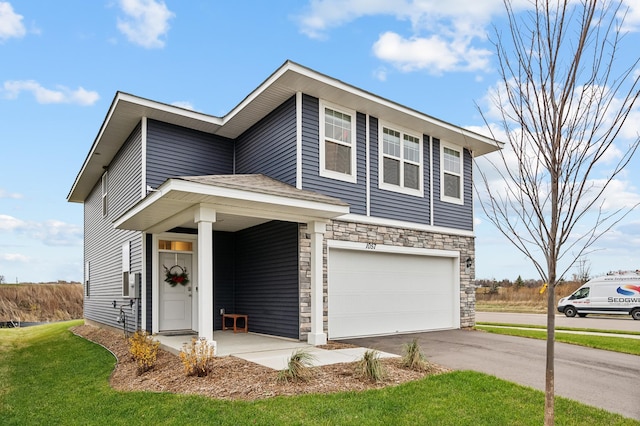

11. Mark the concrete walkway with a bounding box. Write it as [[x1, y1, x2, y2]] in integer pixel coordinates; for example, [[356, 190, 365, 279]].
[[156, 331, 398, 370]]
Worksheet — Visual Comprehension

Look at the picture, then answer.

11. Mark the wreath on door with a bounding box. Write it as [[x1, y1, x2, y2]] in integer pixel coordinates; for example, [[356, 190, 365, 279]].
[[163, 265, 190, 287]]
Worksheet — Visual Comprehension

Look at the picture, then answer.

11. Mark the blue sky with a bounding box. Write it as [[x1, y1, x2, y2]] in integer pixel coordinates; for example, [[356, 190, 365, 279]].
[[1, 0, 639, 283]]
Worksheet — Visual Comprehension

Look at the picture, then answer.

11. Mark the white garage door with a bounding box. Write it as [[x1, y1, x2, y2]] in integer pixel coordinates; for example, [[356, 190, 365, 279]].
[[328, 248, 458, 339]]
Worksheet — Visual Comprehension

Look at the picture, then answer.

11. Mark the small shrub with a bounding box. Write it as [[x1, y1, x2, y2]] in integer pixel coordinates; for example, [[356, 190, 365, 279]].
[[179, 338, 215, 377], [277, 349, 316, 383], [128, 330, 160, 374], [402, 338, 430, 371], [356, 349, 386, 382]]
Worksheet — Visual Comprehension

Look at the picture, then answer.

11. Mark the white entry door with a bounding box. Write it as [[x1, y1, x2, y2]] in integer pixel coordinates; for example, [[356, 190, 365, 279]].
[[159, 251, 193, 331]]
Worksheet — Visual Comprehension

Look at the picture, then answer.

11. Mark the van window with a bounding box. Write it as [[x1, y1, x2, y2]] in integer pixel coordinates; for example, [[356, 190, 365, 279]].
[[570, 287, 590, 300]]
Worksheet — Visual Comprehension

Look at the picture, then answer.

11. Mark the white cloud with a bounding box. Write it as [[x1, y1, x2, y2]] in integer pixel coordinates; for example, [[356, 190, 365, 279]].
[[296, 0, 514, 73], [1, 80, 99, 105], [0, 188, 22, 199], [117, 0, 174, 48], [0, 214, 24, 231], [0, 253, 29, 262], [372, 31, 491, 74], [0, 2, 25, 42], [0, 214, 82, 246]]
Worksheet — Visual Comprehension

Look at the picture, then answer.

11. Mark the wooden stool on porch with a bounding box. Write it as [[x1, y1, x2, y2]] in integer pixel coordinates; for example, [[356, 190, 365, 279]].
[[221, 313, 248, 333]]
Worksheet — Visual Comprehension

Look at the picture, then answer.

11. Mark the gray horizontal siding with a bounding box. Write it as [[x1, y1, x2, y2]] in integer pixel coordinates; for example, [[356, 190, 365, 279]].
[[369, 116, 431, 224], [234, 221, 299, 339], [432, 138, 473, 230], [301, 94, 366, 214], [84, 125, 143, 333], [235, 96, 297, 186], [146, 119, 234, 189]]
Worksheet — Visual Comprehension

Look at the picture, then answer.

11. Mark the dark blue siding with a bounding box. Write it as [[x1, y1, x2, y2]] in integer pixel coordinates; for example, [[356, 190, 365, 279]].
[[301, 94, 365, 214], [213, 231, 235, 330], [146, 119, 234, 188], [234, 221, 299, 339], [432, 138, 473, 230], [369, 116, 431, 224], [235, 96, 297, 186]]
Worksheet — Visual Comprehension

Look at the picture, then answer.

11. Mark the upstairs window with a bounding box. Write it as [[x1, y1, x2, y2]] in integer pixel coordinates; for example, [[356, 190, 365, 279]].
[[379, 124, 423, 196], [101, 171, 108, 217], [441, 144, 463, 204], [320, 101, 357, 183]]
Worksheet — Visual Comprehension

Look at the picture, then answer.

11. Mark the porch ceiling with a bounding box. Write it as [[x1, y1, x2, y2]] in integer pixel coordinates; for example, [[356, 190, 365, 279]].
[[114, 174, 349, 233]]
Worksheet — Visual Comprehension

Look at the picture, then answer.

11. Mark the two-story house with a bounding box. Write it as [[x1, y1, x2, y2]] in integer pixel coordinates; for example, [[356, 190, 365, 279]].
[[68, 61, 501, 347]]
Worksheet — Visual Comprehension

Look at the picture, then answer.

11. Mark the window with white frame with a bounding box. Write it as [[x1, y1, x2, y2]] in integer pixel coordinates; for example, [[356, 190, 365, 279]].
[[85, 261, 90, 297], [101, 171, 108, 217], [379, 124, 423, 195], [320, 101, 357, 182], [441, 144, 463, 204], [122, 242, 130, 297]]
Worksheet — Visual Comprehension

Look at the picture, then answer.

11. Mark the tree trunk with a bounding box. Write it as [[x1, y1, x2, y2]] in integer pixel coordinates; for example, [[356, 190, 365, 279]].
[[544, 279, 555, 425]]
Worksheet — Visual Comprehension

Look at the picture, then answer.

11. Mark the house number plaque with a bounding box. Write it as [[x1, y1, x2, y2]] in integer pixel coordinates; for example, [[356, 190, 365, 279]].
[[365, 243, 377, 250]]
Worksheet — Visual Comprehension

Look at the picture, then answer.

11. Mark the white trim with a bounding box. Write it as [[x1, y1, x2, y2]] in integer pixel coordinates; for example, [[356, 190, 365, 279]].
[[152, 232, 198, 335], [328, 239, 460, 258], [114, 178, 349, 231], [319, 100, 357, 184], [327, 240, 461, 331], [141, 233, 147, 331], [296, 92, 303, 190], [377, 121, 424, 197], [308, 221, 327, 345], [338, 213, 475, 238], [429, 135, 434, 225], [440, 141, 464, 205], [365, 114, 370, 216], [141, 117, 148, 198]]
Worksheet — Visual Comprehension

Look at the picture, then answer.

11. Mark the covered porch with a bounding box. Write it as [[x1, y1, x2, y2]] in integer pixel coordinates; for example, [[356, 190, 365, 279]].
[[114, 174, 349, 348]]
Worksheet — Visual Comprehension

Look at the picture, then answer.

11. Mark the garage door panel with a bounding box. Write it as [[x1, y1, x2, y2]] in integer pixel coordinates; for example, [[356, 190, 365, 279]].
[[328, 248, 458, 339]]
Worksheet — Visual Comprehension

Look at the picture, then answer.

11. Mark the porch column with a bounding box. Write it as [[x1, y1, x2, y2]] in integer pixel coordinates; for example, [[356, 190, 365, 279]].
[[307, 221, 327, 345], [195, 205, 216, 344]]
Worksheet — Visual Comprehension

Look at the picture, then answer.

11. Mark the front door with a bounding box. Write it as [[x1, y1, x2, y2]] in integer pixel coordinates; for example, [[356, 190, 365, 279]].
[[159, 251, 194, 331]]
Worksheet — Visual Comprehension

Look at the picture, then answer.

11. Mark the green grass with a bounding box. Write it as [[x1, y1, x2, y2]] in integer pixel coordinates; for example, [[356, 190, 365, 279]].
[[476, 324, 640, 355], [1, 322, 637, 425], [477, 322, 640, 336]]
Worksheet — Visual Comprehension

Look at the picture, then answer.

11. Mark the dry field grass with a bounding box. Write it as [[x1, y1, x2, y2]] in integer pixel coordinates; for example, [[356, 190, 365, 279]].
[[0, 283, 83, 322], [476, 282, 583, 313]]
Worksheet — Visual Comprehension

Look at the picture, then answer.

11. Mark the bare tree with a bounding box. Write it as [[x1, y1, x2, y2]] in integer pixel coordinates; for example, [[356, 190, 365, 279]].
[[477, 1, 640, 424], [574, 257, 592, 284]]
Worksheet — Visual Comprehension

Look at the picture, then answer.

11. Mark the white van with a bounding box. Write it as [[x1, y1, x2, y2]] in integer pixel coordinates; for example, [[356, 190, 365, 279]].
[[557, 273, 640, 320]]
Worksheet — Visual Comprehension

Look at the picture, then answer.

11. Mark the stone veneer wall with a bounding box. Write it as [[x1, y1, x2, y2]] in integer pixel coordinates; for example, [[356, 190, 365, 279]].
[[298, 219, 476, 340]]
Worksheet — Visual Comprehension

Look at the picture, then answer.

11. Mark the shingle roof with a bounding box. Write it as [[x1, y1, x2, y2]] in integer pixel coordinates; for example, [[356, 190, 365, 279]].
[[177, 174, 349, 207]]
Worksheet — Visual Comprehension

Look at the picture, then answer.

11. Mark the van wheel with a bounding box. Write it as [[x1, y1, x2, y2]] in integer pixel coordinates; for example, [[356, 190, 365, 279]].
[[578, 313, 587, 318], [631, 309, 640, 320], [564, 306, 577, 317]]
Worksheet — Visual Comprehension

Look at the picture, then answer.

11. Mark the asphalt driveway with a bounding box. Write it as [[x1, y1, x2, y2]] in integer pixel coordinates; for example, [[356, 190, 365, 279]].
[[343, 329, 640, 420]]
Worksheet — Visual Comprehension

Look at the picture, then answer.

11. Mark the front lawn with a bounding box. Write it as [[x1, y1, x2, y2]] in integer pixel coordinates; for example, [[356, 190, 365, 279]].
[[475, 323, 640, 355], [1, 321, 636, 425]]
